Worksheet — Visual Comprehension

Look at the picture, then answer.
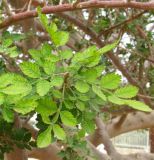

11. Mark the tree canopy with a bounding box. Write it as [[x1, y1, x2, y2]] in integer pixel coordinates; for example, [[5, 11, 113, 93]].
[[0, 1, 154, 160]]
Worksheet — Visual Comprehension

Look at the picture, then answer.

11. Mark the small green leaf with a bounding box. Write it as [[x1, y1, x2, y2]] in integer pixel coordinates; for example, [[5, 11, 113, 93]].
[[29, 49, 43, 64], [2, 107, 14, 123], [92, 85, 106, 101], [3, 39, 13, 47], [20, 62, 41, 78], [95, 65, 105, 77], [101, 73, 121, 89], [14, 99, 38, 114], [108, 95, 125, 105], [60, 50, 73, 59], [51, 76, 63, 87], [43, 61, 55, 75], [97, 40, 119, 55], [125, 100, 152, 112], [0, 93, 4, 105], [60, 111, 77, 127], [36, 98, 57, 123], [0, 73, 14, 88], [64, 101, 74, 110], [76, 101, 85, 111], [37, 126, 52, 148], [36, 80, 51, 96], [80, 69, 97, 83], [53, 124, 66, 140], [51, 31, 69, 46], [37, 7, 49, 31], [1, 82, 32, 95], [82, 120, 95, 134], [114, 85, 139, 98], [49, 23, 57, 33], [75, 81, 89, 93], [41, 43, 52, 57]]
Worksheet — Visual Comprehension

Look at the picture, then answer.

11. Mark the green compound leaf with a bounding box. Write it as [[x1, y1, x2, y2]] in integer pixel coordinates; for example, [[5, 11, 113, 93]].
[[37, 126, 52, 148], [53, 124, 66, 140], [60, 111, 77, 127]]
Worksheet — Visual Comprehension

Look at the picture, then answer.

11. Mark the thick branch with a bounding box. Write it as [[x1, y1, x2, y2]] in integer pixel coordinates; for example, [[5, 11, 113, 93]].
[[95, 117, 117, 156], [1, 1, 154, 29], [89, 110, 154, 147]]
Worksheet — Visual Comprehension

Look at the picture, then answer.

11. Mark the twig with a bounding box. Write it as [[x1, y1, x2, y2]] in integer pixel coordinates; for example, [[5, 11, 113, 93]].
[[98, 11, 146, 37], [138, 94, 154, 100], [2, 0, 13, 16], [27, 0, 33, 11]]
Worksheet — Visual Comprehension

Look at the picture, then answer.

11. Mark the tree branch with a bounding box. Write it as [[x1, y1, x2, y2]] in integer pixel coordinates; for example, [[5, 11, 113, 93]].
[[1, 1, 154, 29], [98, 10, 146, 37], [95, 117, 117, 156]]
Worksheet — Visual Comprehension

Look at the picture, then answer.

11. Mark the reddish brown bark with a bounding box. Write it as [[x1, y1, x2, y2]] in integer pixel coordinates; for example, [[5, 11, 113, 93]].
[[1, 1, 154, 29]]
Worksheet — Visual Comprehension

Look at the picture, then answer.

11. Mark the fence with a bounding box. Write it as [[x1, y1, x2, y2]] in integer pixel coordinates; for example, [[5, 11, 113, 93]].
[[112, 130, 150, 152]]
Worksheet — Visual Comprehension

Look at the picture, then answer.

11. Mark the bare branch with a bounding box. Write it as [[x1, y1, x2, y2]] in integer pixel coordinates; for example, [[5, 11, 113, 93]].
[[98, 11, 146, 37]]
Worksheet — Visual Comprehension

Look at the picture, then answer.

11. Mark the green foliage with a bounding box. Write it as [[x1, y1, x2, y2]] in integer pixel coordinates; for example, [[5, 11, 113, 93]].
[[37, 8, 69, 46], [0, 118, 35, 159], [60, 111, 77, 127], [101, 73, 121, 89], [114, 85, 139, 98], [36, 80, 51, 96], [0, 38, 19, 57], [37, 126, 52, 148], [19, 62, 41, 78], [53, 124, 66, 140], [0, 9, 152, 159]]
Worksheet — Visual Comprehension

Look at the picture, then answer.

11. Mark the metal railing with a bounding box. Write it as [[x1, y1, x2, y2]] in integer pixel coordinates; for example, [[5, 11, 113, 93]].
[[112, 131, 149, 151]]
